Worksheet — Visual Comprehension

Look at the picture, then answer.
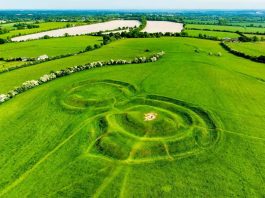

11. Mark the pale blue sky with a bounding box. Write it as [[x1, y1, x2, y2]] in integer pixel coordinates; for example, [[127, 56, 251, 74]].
[[1, 0, 265, 10]]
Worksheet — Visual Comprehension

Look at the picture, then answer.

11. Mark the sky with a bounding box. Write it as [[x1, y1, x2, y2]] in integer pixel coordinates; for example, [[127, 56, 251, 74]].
[[0, 0, 265, 10]]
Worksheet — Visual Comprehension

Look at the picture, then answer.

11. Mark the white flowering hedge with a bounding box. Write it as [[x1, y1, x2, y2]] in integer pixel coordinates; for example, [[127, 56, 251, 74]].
[[0, 51, 165, 104]]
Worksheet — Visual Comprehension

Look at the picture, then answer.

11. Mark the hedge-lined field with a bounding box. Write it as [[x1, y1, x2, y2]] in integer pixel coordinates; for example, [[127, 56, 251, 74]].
[[0, 36, 102, 59], [184, 29, 239, 39], [244, 34, 265, 40], [0, 61, 25, 71], [0, 37, 265, 197], [227, 41, 265, 57], [186, 24, 265, 33]]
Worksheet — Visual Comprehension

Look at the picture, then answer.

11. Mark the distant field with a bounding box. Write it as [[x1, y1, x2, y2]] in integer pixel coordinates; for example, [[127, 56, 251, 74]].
[[231, 22, 265, 28], [227, 41, 265, 57], [185, 29, 239, 39], [0, 22, 86, 39], [0, 36, 102, 59], [0, 23, 17, 30], [11, 20, 140, 41], [142, 21, 183, 33], [0, 37, 265, 197], [244, 33, 265, 40], [186, 24, 265, 33]]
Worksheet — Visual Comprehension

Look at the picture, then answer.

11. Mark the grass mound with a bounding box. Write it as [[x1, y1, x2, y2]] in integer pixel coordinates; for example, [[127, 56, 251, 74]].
[[61, 79, 221, 162]]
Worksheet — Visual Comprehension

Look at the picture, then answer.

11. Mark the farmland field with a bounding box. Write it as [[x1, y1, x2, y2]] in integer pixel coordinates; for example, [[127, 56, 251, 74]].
[[11, 20, 140, 41], [142, 21, 183, 33], [244, 33, 265, 40], [0, 36, 102, 59], [0, 61, 25, 72], [0, 22, 86, 39], [185, 29, 240, 39], [186, 24, 265, 33], [0, 36, 265, 197], [227, 41, 265, 57]]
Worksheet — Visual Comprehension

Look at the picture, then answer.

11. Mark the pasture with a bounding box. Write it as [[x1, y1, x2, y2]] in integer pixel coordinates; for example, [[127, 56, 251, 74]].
[[0, 61, 25, 72], [0, 37, 265, 197], [244, 33, 265, 40], [0, 36, 102, 59], [186, 24, 265, 33], [227, 41, 265, 57], [185, 29, 240, 39]]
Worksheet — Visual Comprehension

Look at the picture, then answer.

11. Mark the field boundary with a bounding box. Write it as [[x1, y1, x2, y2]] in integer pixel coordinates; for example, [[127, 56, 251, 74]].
[[220, 42, 265, 64], [0, 51, 165, 104]]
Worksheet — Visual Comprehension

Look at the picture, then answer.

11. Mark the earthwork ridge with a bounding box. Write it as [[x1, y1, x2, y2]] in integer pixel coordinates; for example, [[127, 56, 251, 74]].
[[61, 79, 222, 164]]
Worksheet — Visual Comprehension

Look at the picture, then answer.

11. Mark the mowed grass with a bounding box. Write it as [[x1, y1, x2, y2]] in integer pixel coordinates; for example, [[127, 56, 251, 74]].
[[0, 22, 85, 39], [0, 37, 265, 197], [228, 41, 265, 56], [185, 29, 239, 39], [0, 36, 102, 59], [186, 24, 265, 33]]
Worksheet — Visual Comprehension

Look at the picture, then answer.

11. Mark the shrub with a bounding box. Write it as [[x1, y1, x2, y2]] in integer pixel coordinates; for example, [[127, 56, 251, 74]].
[[0, 94, 9, 103], [39, 73, 56, 83], [150, 57, 157, 62], [0, 38, 6, 44], [43, 35, 50, 39], [86, 45, 93, 51]]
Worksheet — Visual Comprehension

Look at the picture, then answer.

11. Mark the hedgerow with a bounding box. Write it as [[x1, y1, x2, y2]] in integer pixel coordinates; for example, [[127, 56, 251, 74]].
[[0, 51, 165, 104]]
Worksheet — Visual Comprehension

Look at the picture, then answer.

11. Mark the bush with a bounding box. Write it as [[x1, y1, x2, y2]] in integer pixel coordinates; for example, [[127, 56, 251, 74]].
[[0, 38, 6, 44], [85, 45, 93, 51], [43, 35, 50, 39], [0, 94, 9, 103]]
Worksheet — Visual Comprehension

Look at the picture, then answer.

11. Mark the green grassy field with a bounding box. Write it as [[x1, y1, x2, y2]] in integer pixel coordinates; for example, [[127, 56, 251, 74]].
[[0, 23, 17, 30], [231, 22, 265, 27], [0, 22, 85, 39], [227, 41, 265, 57], [0, 36, 102, 59], [185, 29, 239, 39], [244, 33, 265, 40], [0, 37, 265, 197], [0, 61, 25, 71], [186, 24, 265, 33]]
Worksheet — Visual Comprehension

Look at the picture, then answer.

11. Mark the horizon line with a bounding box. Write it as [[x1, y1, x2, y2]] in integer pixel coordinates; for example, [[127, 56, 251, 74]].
[[0, 8, 265, 11]]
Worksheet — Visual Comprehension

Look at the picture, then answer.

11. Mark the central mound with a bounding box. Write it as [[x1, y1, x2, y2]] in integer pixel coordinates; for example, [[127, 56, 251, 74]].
[[60, 80, 221, 164], [111, 104, 184, 138]]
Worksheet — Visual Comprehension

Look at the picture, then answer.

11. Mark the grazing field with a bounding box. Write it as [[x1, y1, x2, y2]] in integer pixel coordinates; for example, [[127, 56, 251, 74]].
[[0, 61, 25, 72], [227, 41, 265, 57], [186, 24, 265, 33], [0, 22, 85, 39], [11, 20, 140, 41], [142, 21, 183, 33], [244, 33, 265, 40], [0, 36, 102, 59], [0, 37, 265, 197], [185, 29, 240, 39], [0, 38, 156, 93]]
